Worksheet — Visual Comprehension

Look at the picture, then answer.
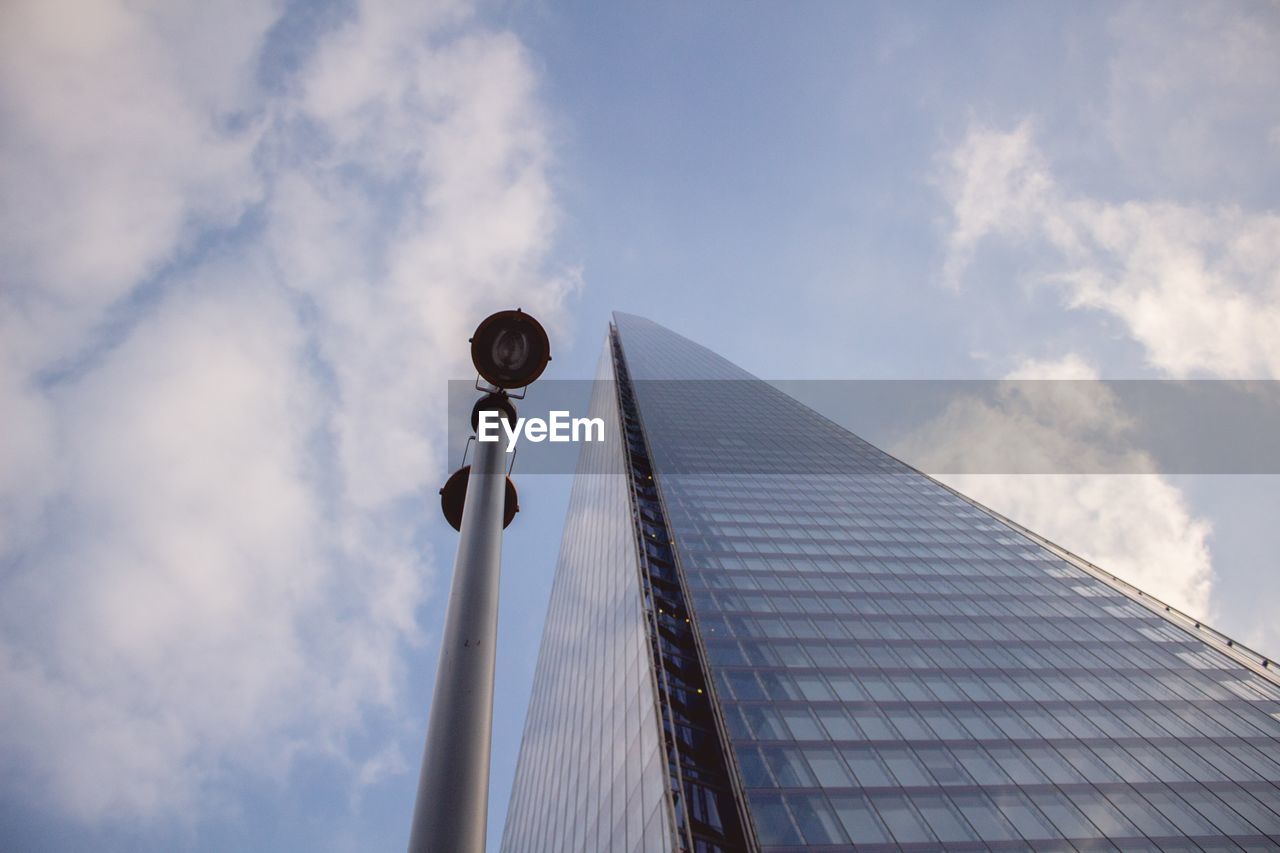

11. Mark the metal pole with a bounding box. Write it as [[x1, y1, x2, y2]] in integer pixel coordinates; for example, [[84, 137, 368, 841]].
[[409, 431, 507, 853]]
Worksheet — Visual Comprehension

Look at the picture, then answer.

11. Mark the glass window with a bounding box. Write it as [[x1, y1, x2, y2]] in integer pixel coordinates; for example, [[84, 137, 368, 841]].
[[825, 673, 867, 701], [1177, 787, 1259, 836], [781, 707, 824, 741], [1127, 742, 1195, 782], [952, 673, 1000, 701], [859, 673, 901, 701], [991, 791, 1061, 841], [986, 745, 1049, 785], [1028, 789, 1103, 839], [721, 704, 752, 739], [1105, 788, 1180, 837], [1162, 743, 1229, 781], [1193, 742, 1263, 781], [1090, 742, 1157, 783], [912, 793, 980, 842], [835, 644, 871, 668], [914, 746, 972, 785], [1139, 787, 1222, 836], [950, 792, 1020, 841], [869, 792, 936, 844], [1056, 742, 1122, 783], [761, 747, 816, 787], [828, 793, 891, 844], [984, 706, 1039, 739], [1212, 785, 1280, 834], [919, 707, 966, 740], [1066, 790, 1141, 837], [1224, 743, 1280, 781], [949, 745, 1010, 785], [952, 707, 1004, 740], [1020, 706, 1072, 738], [727, 670, 765, 700], [841, 747, 894, 788], [849, 707, 896, 740], [742, 705, 788, 740], [802, 748, 854, 788], [758, 671, 801, 701], [880, 746, 932, 786], [735, 746, 773, 788], [884, 707, 932, 740], [920, 673, 965, 701], [748, 793, 802, 845], [786, 793, 848, 844], [772, 641, 808, 666], [1023, 744, 1087, 784], [815, 707, 858, 741]]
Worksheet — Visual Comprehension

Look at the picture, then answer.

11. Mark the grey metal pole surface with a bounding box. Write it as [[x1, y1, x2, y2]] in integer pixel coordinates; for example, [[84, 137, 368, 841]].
[[409, 433, 507, 853]]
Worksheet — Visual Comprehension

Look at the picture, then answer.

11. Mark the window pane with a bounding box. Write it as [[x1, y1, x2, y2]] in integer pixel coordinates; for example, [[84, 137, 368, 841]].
[[1067, 790, 1142, 837], [748, 793, 802, 845], [829, 793, 891, 844], [734, 746, 772, 788], [1028, 789, 1103, 839], [1177, 787, 1259, 836], [950, 745, 1010, 785], [841, 746, 894, 787], [1056, 742, 1122, 783], [880, 746, 932, 787], [869, 792, 936, 843], [781, 707, 823, 740], [1141, 788, 1223, 836], [915, 746, 972, 785], [849, 707, 896, 740], [986, 745, 1049, 785], [762, 747, 816, 787], [802, 748, 854, 788], [1023, 744, 1086, 784], [1105, 789, 1180, 837], [786, 793, 848, 844], [950, 791, 1020, 841], [743, 706, 788, 740], [919, 707, 966, 739], [884, 707, 931, 740], [912, 793, 979, 842], [815, 708, 858, 741], [991, 791, 1061, 841]]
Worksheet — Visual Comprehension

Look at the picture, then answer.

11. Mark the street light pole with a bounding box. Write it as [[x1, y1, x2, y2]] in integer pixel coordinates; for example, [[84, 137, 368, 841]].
[[408, 426, 508, 853], [408, 309, 549, 853]]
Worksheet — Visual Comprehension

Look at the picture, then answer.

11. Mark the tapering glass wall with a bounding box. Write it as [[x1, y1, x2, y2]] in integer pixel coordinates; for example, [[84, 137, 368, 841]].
[[614, 312, 1280, 851], [501, 344, 676, 853]]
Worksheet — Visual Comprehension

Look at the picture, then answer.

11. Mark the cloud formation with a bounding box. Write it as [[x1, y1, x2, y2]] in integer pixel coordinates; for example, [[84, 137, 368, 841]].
[[931, 1, 1280, 638], [939, 122, 1280, 377], [0, 0, 570, 823], [894, 356, 1214, 617]]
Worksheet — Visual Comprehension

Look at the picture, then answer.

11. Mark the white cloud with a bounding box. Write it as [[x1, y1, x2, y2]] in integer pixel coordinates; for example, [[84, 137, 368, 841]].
[[894, 355, 1215, 618], [939, 120, 1280, 378], [0, 0, 570, 823]]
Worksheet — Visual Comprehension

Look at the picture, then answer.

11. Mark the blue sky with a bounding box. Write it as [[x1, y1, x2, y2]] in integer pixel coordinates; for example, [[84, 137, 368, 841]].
[[1, 1, 1278, 850]]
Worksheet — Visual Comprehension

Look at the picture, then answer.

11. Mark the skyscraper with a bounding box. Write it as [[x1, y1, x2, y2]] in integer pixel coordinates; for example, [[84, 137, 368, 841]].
[[501, 314, 1280, 851]]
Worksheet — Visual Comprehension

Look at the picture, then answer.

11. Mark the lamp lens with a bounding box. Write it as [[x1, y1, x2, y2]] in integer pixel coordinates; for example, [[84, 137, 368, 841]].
[[491, 328, 529, 372]]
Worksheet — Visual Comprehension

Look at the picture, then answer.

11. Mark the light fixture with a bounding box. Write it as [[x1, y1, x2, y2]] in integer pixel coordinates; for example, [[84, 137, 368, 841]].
[[469, 309, 550, 389], [439, 465, 519, 531]]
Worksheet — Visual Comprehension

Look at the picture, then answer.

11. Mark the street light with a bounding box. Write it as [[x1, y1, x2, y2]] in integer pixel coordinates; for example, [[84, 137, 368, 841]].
[[408, 310, 548, 853], [469, 309, 551, 389]]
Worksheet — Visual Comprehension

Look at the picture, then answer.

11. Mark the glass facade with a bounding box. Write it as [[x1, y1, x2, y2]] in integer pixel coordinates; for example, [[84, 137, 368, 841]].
[[503, 313, 1280, 852], [501, 345, 675, 853]]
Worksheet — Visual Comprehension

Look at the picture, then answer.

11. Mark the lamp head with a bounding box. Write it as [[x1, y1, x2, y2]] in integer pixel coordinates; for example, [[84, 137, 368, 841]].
[[470, 309, 550, 389]]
